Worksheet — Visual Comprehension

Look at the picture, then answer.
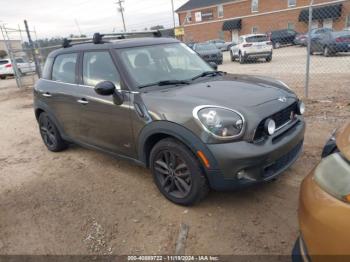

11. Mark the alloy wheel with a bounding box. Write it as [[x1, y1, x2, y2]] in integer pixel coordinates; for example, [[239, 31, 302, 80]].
[[154, 150, 192, 199], [39, 115, 57, 148]]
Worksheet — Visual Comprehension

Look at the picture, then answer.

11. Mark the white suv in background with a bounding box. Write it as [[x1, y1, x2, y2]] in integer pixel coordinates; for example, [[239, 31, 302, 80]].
[[0, 58, 36, 79], [230, 34, 273, 64]]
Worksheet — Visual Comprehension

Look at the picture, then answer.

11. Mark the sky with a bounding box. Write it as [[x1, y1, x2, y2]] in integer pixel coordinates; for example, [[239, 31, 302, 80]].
[[0, 0, 188, 40]]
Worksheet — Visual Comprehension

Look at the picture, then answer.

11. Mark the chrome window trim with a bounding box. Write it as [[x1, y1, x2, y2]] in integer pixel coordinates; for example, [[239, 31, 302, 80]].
[[192, 105, 246, 140]]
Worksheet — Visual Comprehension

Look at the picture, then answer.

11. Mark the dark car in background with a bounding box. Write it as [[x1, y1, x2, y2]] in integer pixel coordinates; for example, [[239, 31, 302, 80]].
[[34, 35, 305, 206], [294, 28, 333, 46], [193, 43, 223, 64], [207, 39, 233, 51], [310, 30, 350, 56], [268, 29, 298, 49]]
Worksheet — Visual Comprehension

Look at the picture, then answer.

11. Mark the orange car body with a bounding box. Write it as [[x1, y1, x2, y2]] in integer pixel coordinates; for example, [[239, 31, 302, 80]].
[[295, 123, 350, 261]]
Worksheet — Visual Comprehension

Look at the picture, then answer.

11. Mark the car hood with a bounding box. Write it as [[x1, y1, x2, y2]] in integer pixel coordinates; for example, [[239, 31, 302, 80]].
[[336, 122, 350, 161], [141, 73, 297, 121], [143, 73, 295, 107]]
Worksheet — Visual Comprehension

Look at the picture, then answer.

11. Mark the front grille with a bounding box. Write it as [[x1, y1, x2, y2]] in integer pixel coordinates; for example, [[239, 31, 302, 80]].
[[254, 102, 298, 141], [262, 140, 303, 179]]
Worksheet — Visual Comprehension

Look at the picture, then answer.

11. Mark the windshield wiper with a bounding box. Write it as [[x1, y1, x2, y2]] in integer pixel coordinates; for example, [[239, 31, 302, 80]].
[[139, 80, 190, 89], [191, 71, 225, 81]]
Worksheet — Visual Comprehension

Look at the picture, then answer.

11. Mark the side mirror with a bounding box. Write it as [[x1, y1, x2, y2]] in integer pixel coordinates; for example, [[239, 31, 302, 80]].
[[209, 62, 218, 70], [95, 81, 116, 96], [95, 81, 124, 105]]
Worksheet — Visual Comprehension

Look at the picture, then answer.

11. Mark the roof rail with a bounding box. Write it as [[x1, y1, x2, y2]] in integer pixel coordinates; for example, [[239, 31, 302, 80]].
[[62, 30, 163, 48]]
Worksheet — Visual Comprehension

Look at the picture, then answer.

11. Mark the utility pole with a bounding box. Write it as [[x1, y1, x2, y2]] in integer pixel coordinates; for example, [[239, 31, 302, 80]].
[[305, 0, 314, 99], [115, 0, 126, 32], [171, 0, 176, 29], [74, 19, 83, 36], [24, 20, 42, 78]]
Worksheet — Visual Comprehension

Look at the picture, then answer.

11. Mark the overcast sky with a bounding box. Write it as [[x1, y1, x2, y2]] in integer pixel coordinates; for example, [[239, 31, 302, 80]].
[[0, 0, 188, 40]]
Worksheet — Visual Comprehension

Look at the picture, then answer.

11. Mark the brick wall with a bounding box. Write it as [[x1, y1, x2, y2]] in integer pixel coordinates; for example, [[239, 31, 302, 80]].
[[177, 0, 350, 42]]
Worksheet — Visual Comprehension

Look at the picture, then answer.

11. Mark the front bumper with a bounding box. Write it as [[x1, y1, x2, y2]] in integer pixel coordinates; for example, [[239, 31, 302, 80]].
[[205, 119, 305, 190], [292, 236, 310, 262], [330, 43, 350, 53], [202, 57, 223, 64]]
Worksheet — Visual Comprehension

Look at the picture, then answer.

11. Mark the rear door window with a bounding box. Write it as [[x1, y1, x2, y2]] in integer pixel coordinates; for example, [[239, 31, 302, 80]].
[[52, 53, 78, 84], [82, 51, 120, 87]]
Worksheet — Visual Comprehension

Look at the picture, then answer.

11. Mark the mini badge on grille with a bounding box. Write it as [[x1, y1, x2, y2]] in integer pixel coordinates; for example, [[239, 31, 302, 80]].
[[278, 97, 287, 102]]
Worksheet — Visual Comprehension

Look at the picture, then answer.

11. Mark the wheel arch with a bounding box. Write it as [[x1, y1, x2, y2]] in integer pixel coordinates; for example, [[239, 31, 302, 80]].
[[137, 121, 219, 172], [34, 101, 67, 140]]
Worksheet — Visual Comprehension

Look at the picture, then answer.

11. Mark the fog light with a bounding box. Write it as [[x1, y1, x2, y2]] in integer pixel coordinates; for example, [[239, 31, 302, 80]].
[[265, 118, 276, 135], [237, 170, 246, 180], [297, 101, 305, 115]]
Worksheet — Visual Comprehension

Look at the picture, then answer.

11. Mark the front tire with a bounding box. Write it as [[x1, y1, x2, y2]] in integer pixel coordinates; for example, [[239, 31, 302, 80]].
[[323, 46, 331, 57], [266, 55, 272, 62], [150, 138, 209, 206], [38, 112, 68, 152], [230, 51, 236, 62], [239, 52, 245, 64], [273, 42, 281, 49]]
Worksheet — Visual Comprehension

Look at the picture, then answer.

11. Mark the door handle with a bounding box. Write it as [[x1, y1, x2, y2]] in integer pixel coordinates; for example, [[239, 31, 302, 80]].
[[77, 98, 89, 105], [42, 92, 52, 97]]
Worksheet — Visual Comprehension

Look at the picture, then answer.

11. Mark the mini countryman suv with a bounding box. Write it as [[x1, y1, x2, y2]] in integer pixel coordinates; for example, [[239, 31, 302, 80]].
[[34, 34, 305, 206]]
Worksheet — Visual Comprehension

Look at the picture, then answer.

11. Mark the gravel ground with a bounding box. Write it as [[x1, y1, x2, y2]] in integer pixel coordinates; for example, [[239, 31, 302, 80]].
[[0, 46, 349, 255]]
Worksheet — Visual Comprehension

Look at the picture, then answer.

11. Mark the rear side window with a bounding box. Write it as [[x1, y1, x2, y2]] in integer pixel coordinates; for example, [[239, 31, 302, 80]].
[[52, 53, 78, 84], [83, 51, 120, 87], [0, 60, 9, 65], [246, 35, 268, 42]]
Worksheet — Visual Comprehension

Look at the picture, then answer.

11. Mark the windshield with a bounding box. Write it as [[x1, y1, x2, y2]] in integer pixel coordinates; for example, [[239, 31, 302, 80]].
[[118, 43, 214, 88], [246, 35, 268, 42], [195, 43, 217, 51]]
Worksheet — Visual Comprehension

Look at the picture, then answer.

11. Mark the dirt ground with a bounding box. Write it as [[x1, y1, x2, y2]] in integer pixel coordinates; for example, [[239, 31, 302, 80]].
[[0, 46, 349, 255]]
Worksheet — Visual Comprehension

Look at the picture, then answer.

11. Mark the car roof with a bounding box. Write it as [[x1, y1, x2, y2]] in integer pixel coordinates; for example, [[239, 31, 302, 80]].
[[48, 37, 179, 58]]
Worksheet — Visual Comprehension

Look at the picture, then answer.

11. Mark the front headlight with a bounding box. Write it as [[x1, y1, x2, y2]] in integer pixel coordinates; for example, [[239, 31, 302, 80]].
[[193, 105, 245, 139], [314, 153, 350, 203]]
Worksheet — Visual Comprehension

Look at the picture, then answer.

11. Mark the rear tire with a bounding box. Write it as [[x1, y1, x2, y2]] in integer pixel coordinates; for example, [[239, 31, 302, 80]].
[[150, 138, 209, 206], [38, 112, 68, 152], [0, 76, 5, 80], [266, 56, 272, 62]]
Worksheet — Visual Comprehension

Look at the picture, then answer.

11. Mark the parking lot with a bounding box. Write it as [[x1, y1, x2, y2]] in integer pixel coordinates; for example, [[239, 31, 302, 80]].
[[0, 46, 349, 255]]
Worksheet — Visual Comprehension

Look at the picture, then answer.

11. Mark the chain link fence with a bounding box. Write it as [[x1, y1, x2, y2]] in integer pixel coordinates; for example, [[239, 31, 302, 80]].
[[179, 0, 350, 102], [0, 24, 38, 88]]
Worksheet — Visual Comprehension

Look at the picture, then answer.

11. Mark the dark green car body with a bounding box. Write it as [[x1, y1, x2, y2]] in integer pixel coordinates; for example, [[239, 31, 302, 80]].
[[34, 37, 305, 200]]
